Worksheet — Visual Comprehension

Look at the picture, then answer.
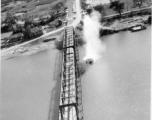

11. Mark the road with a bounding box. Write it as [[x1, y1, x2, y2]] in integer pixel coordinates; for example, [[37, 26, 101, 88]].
[[65, 0, 82, 27], [71, 0, 82, 27]]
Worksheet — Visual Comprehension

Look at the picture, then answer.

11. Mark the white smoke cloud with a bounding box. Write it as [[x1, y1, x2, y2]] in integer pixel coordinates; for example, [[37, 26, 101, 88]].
[[83, 10, 106, 62]]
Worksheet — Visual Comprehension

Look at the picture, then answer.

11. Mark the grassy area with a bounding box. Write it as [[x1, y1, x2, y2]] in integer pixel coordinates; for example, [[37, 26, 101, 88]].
[[10, 1, 36, 13], [26, 0, 65, 18], [35, 0, 57, 6]]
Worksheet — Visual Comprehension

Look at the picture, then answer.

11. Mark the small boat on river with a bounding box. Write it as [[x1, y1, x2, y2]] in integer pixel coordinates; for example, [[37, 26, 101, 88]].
[[130, 24, 146, 32]]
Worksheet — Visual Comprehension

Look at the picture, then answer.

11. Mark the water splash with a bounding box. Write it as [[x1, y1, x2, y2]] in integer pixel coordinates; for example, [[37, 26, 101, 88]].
[[83, 10, 106, 62]]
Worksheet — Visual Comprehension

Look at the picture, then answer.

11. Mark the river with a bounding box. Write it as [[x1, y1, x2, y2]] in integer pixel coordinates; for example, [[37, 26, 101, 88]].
[[80, 26, 151, 120], [1, 26, 151, 120], [1, 41, 62, 120]]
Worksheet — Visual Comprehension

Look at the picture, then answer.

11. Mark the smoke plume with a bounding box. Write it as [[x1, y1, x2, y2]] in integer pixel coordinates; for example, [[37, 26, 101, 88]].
[[83, 10, 106, 62]]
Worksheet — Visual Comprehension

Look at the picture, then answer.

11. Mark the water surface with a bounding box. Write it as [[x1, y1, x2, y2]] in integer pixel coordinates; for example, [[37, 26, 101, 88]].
[[1, 42, 62, 120], [79, 26, 151, 120], [1, 26, 151, 120]]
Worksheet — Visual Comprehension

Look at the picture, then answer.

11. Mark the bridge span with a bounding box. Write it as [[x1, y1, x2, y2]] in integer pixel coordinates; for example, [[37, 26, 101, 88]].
[[58, 26, 84, 120]]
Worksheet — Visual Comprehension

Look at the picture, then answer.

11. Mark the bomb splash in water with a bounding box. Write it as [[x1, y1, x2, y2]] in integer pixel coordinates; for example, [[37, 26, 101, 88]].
[[83, 10, 106, 62]]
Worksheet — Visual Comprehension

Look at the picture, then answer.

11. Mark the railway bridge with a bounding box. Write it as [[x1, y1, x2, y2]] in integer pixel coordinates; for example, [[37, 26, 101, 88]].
[[58, 26, 84, 120]]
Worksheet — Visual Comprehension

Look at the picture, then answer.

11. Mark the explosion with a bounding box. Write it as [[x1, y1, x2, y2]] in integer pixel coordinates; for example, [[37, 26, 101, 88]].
[[83, 10, 106, 62]]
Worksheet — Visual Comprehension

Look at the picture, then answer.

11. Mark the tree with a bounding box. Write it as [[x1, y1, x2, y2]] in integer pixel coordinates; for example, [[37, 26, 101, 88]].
[[24, 17, 32, 28], [110, 0, 125, 17], [93, 4, 106, 17], [133, 0, 145, 13], [81, 0, 87, 10], [22, 26, 31, 40], [55, 20, 62, 28], [54, 40, 63, 50], [12, 24, 23, 34], [53, 3, 61, 11], [48, 15, 55, 23], [5, 12, 16, 29]]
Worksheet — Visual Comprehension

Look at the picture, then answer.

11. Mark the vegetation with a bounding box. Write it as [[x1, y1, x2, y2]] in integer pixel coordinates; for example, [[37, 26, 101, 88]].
[[6, 12, 16, 26], [36, 0, 57, 6], [1, 0, 66, 50], [148, 16, 151, 24], [54, 40, 63, 50], [80, 0, 87, 10], [1, 0, 65, 33], [93, 4, 106, 17], [110, 0, 125, 17], [54, 31, 64, 50], [74, 28, 85, 46], [133, 0, 146, 13], [1, 12, 16, 33]]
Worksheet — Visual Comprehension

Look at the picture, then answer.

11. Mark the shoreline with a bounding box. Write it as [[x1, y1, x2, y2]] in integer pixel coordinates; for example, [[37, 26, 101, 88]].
[[1, 27, 64, 55], [100, 15, 151, 36]]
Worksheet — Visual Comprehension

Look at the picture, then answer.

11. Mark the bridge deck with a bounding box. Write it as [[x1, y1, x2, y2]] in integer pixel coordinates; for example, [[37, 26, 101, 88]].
[[59, 26, 83, 120]]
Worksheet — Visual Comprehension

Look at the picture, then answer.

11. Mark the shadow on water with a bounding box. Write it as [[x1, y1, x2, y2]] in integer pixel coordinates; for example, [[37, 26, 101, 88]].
[[48, 50, 62, 120]]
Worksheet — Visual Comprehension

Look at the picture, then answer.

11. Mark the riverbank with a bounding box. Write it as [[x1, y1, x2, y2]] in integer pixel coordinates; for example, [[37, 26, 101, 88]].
[[100, 14, 151, 36], [1, 28, 64, 57]]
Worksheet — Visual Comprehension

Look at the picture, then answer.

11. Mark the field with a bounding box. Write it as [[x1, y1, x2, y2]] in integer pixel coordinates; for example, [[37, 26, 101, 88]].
[[1, 0, 65, 18], [26, 0, 65, 18], [7, 0, 59, 13]]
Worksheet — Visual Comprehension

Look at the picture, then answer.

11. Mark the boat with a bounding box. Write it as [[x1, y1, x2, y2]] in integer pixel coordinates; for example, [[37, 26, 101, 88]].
[[130, 24, 146, 32], [86, 58, 94, 65]]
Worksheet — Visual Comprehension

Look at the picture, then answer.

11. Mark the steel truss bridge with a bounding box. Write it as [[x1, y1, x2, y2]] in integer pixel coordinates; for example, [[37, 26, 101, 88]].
[[58, 26, 84, 120]]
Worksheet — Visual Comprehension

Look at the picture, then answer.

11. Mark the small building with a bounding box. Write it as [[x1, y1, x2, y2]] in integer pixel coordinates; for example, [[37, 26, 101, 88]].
[[16, 20, 25, 26], [33, 17, 40, 22]]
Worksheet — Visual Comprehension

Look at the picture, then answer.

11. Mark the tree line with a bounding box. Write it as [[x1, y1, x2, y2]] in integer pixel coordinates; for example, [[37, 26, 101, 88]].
[[81, 0, 150, 18]]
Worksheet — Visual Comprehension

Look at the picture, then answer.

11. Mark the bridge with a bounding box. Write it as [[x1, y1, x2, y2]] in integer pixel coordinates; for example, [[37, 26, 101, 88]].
[[58, 26, 84, 120]]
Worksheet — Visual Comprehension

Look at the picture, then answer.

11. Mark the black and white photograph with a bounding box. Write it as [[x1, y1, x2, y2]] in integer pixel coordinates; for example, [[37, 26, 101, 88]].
[[0, 0, 151, 120]]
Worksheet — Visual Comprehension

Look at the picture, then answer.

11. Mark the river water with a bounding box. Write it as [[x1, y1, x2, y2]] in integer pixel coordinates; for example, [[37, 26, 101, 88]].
[[79, 26, 151, 120], [1, 26, 151, 120], [1, 41, 62, 120]]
